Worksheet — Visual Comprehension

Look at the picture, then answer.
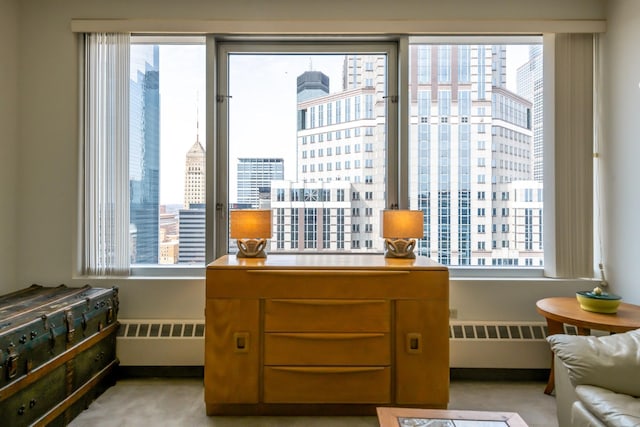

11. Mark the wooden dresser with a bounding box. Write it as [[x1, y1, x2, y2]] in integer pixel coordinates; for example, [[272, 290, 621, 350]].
[[204, 254, 449, 415]]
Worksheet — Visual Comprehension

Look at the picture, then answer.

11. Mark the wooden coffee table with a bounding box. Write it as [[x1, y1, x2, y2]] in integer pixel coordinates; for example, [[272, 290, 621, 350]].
[[536, 296, 640, 394], [377, 407, 528, 426]]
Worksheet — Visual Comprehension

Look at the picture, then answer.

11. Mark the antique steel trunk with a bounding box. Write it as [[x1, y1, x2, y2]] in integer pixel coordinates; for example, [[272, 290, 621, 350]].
[[0, 284, 119, 426]]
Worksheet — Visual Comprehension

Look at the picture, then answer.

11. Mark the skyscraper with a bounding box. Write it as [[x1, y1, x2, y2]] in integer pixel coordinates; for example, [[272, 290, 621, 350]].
[[178, 133, 207, 264], [517, 46, 544, 182], [271, 54, 388, 253], [296, 70, 330, 103], [184, 134, 206, 209], [408, 44, 541, 266], [178, 203, 205, 264], [237, 158, 284, 208], [130, 45, 160, 264]]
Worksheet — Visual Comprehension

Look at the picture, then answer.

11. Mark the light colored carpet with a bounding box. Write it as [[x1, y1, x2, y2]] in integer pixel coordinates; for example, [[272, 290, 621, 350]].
[[68, 378, 557, 427]]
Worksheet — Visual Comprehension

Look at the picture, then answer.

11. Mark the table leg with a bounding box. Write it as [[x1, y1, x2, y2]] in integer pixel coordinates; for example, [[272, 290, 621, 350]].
[[543, 318, 565, 395], [577, 327, 590, 336]]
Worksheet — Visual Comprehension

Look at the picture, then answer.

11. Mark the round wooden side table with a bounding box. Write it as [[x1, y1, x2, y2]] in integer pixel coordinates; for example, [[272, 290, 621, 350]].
[[536, 296, 640, 394]]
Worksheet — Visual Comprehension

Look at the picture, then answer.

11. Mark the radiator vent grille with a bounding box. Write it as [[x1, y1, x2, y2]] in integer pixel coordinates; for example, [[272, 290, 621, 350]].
[[449, 322, 578, 340], [116, 320, 577, 340], [117, 321, 205, 338]]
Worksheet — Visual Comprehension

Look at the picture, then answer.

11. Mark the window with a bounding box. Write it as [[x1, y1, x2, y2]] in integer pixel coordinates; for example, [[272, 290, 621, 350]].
[[96, 35, 206, 272], [437, 46, 451, 83], [82, 33, 592, 278], [409, 37, 544, 269], [220, 44, 394, 256]]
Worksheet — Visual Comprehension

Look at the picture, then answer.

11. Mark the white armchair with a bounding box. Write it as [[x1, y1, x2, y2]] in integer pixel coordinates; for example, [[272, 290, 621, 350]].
[[547, 328, 640, 427]]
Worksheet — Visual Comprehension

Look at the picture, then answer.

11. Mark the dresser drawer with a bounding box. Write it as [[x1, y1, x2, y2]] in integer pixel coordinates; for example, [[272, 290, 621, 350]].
[[265, 299, 390, 332], [264, 332, 390, 366], [263, 366, 391, 403]]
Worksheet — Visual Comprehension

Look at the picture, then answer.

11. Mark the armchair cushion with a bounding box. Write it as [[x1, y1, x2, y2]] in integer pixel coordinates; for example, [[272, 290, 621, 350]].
[[546, 328, 640, 397], [576, 385, 640, 427]]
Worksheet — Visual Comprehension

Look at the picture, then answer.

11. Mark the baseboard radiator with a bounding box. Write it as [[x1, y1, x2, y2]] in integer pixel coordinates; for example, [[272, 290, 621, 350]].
[[116, 319, 580, 368], [116, 320, 205, 366]]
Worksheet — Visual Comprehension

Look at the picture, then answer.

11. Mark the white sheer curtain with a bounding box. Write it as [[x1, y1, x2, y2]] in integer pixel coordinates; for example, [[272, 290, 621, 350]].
[[83, 33, 130, 276], [548, 33, 594, 278]]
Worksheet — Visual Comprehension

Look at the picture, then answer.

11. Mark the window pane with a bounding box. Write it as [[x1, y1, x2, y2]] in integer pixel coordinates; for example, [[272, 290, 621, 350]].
[[226, 52, 388, 254], [409, 41, 543, 267], [130, 38, 206, 266]]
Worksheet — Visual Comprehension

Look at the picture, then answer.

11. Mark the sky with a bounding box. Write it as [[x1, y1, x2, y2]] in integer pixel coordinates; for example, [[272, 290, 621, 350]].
[[150, 44, 533, 205], [228, 54, 346, 201], [157, 45, 206, 206]]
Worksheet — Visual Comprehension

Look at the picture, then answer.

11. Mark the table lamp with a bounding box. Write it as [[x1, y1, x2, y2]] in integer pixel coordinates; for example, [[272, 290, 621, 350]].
[[381, 209, 424, 259], [230, 209, 272, 258]]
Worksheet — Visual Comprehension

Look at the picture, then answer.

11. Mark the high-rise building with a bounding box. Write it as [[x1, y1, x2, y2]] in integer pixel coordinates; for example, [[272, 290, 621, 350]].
[[271, 54, 387, 253], [159, 206, 179, 264], [130, 45, 160, 264], [237, 158, 284, 208], [265, 46, 542, 265], [408, 44, 542, 266], [184, 134, 206, 209], [296, 70, 330, 103], [178, 203, 205, 264], [517, 46, 544, 182], [177, 129, 207, 263], [271, 180, 353, 251]]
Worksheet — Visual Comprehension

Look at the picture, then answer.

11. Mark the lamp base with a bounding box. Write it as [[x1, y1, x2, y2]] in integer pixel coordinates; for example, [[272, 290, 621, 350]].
[[384, 238, 416, 259], [236, 238, 267, 258]]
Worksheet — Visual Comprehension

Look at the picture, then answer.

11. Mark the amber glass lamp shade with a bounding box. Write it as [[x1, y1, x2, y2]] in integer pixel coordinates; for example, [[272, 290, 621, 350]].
[[230, 209, 272, 258], [381, 210, 424, 259]]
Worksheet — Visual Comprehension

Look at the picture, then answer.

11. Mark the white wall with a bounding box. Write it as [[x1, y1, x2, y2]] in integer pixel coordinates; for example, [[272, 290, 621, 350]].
[[601, 0, 640, 305], [0, 0, 19, 288], [10, 0, 608, 328]]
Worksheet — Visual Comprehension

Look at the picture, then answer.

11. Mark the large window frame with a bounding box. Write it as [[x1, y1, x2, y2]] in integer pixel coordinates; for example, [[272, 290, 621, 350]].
[[79, 32, 595, 281], [212, 40, 398, 261]]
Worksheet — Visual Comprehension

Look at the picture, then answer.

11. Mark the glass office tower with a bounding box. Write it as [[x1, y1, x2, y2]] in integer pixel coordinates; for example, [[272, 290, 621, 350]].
[[130, 45, 160, 264]]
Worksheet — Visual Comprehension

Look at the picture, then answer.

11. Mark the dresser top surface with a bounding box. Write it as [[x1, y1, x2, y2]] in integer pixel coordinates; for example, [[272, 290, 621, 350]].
[[208, 254, 447, 271]]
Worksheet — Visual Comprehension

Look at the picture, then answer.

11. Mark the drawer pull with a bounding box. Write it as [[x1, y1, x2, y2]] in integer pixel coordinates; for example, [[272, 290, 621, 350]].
[[247, 270, 410, 277], [406, 332, 422, 354], [272, 333, 385, 340], [270, 299, 386, 307], [234, 332, 250, 353], [270, 366, 385, 374]]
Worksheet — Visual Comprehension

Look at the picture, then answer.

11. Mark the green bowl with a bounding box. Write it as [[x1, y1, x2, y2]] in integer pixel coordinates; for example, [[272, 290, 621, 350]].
[[576, 291, 622, 314]]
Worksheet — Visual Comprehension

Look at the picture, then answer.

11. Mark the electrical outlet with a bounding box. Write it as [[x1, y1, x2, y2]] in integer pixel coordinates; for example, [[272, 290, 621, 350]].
[[449, 308, 458, 319]]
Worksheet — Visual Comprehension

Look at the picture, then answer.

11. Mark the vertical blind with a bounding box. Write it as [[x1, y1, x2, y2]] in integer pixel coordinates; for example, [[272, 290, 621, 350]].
[[83, 33, 130, 275], [551, 33, 594, 278]]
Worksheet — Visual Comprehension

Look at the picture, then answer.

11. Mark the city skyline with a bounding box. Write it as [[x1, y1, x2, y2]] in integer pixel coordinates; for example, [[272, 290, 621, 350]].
[[259, 45, 542, 265], [136, 40, 543, 266], [155, 45, 530, 205]]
